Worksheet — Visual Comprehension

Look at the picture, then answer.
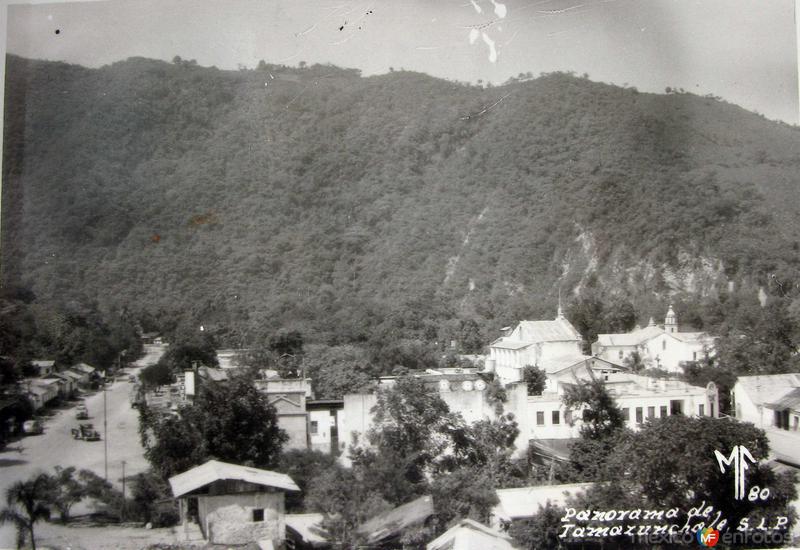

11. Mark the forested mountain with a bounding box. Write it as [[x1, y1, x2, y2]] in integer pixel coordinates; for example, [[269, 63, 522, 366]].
[[3, 54, 800, 345]]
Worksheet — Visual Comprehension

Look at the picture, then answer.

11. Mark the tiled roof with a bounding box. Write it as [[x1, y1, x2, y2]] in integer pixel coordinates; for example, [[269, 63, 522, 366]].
[[169, 460, 299, 498]]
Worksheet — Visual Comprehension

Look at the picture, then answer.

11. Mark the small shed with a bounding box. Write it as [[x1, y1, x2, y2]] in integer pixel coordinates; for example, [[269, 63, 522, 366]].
[[169, 460, 299, 546]]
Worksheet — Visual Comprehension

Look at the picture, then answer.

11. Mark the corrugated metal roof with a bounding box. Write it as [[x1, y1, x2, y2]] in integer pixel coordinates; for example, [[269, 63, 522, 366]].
[[427, 519, 517, 550], [32, 360, 54, 367], [517, 318, 583, 343], [168, 460, 299, 498], [357, 495, 434, 543]]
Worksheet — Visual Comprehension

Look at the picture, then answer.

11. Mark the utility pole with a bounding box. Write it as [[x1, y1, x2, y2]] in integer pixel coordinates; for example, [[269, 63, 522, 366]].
[[103, 381, 108, 481], [121, 460, 127, 521]]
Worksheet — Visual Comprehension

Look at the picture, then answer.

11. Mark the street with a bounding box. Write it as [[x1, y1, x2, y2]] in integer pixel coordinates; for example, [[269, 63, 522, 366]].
[[0, 344, 165, 548]]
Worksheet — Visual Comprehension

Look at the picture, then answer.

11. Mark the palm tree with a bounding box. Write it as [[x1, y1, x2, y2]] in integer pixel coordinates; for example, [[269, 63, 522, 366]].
[[0, 474, 51, 550]]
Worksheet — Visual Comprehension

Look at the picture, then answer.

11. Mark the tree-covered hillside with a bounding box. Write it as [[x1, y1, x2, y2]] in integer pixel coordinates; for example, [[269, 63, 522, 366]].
[[3, 55, 800, 345]]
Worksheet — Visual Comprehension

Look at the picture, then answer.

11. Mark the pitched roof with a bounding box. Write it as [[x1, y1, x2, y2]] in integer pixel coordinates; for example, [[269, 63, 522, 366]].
[[427, 519, 517, 550], [765, 388, 800, 411], [72, 362, 96, 374], [63, 370, 85, 381], [596, 325, 664, 347], [492, 483, 594, 522], [490, 340, 532, 350], [736, 374, 800, 407], [32, 360, 55, 368], [516, 318, 583, 343], [357, 495, 434, 544], [168, 460, 299, 498], [285, 513, 327, 546], [491, 317, 582, 350]]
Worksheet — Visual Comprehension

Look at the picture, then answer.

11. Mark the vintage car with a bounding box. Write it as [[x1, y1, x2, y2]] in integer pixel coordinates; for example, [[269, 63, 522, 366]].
[[22, 420, 43, 435], [71, 423, 100, 441]]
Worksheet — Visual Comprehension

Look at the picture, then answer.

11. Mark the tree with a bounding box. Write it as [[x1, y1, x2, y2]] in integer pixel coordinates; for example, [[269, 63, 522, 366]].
[[572, 416, 797, 546], [351, 376, 457, 500], [305, 466, 392, 548], [622, 350, 644, 371], [129, 470, 178, 527], [42, 466, 84, 523], [509, 502, 568, 549], [561, 378, 624, 440], [139, 361, 175, 389], [430, 467, 498, 526], [301, 344, 375, 399], [0, 474, 51, 550], [522, 365, 546, 396], [140, 375, 288, 480], [276, 449, 340, 512]]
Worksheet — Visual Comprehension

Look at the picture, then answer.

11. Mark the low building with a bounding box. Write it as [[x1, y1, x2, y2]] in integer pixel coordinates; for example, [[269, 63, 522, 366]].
[[732, 374, 800, 430], [526, 371, 719, 440], [340, 371, 530, 463], [31, 360, 55, 377], [489, 483, 594, 530], [307, 399, 344, 455], [169, 459, 299, 546], [25, 379, 59, 409], [428, 519, 519, 550], [45, 373, 75, 398], [592, 306, 715, 373]]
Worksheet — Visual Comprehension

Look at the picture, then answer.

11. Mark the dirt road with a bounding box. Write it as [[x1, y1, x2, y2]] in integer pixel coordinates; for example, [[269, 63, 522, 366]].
[[0, 344, 165, 548]]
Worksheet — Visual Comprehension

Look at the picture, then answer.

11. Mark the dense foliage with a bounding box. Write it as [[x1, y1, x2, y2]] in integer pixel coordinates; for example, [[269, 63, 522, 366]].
[[139, 374, 288, 480], [4, 55, 800, 347]]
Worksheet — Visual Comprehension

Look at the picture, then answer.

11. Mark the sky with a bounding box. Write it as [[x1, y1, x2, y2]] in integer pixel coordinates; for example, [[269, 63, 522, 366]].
[[3, 0, 799, 124]]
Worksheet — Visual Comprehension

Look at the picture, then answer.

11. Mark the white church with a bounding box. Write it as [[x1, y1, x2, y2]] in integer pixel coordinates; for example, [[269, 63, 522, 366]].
[[592, 306, 715, 374]]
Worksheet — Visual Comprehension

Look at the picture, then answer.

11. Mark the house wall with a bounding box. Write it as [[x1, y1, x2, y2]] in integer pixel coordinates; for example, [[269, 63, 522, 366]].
[[526, 387, 717, 440], [341, 384, 531, 463], [732, 382, 766, 428], [198, 491, 284, 545], [279, 414, 309, 450], [309, 409, 344, 453]]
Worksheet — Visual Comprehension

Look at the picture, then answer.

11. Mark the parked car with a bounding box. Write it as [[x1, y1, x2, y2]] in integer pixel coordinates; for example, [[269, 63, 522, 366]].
[[22, 420, 43, 435], [71, 423, 100, 441], [128, 375, 137, 383], [75, 409, 89, 420]]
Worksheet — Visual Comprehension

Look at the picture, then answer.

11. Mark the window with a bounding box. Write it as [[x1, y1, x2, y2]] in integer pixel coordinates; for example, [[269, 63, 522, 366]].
[[635, 407, 643, 424], [552, 410, 560, 425], [252, 509, 264, 522], [660, 406, 667, 418], [621, 408, 629, 422], [618, 350, 623, 360], [693, 351, 697, 361], [647, 406, 655, 419], [699, 404, 705, 416], [662, 340, 666, 351], [710, 403, 715, 417], [310, 421, 318, 435], [536, 411, 544, 426], [565, 410, 573, 424], [670, 399, 684, 415]]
